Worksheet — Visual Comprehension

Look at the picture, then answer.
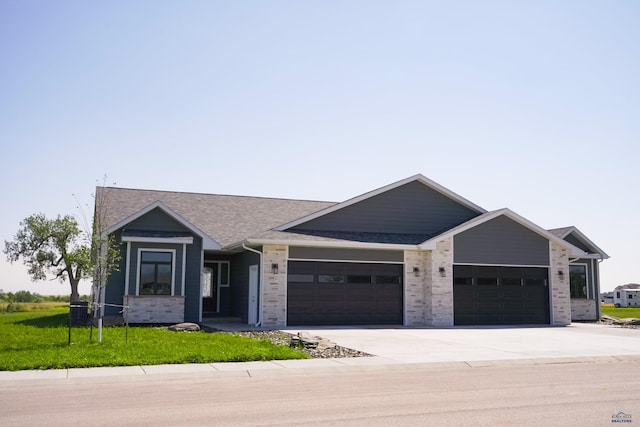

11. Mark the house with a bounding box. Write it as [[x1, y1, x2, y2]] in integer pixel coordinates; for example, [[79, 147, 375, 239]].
[[93, 174, 609, 327], [613, 289, 640, 308], [601, 292, 614, 304]]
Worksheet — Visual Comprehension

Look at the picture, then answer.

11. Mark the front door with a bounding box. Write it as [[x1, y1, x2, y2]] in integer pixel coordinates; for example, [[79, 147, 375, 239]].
[[202, 264, 219, 315]]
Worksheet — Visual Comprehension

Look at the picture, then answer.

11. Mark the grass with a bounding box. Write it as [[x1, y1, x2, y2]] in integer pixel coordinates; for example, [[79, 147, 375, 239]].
[[601, 305, 640, 319], [0, 307, 308, 371]]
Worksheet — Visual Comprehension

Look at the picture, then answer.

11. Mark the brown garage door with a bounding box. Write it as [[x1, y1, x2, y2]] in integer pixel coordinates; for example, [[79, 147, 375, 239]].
[[287, 261, 403, 326], [453, 265, 550, 325]]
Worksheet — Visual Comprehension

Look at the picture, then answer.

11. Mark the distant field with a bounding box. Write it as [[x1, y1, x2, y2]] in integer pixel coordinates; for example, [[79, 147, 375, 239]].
[[601, 306, 640, 319], [0, 302, 68, 312]]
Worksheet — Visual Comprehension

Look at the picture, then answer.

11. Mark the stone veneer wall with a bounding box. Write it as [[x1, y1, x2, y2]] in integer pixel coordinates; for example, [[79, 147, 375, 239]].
[[262, 244, 288, 327], [123, 295, 185, 323], [570, 299, 598, 321], [550, 242, 571, 325], [430, 238, 454, 327], [404, 250, 428, 326]]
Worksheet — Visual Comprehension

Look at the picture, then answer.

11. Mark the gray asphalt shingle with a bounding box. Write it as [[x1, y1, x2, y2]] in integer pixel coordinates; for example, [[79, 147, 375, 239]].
[[96, 187, 336, 247]]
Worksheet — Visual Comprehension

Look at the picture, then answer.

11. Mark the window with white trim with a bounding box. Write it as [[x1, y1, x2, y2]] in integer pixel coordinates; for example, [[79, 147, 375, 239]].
[[139, 250, 174, 295], [569, 264, 588, 299]]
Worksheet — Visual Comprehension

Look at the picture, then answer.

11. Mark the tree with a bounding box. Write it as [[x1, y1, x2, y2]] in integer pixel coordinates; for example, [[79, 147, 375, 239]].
[[4, 214, 91, 301], [88, 185, 121, 317]]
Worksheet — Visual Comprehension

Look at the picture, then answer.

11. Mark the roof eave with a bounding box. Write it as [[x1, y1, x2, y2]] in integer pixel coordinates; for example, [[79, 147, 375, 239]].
[[241, 238, 419, 251]]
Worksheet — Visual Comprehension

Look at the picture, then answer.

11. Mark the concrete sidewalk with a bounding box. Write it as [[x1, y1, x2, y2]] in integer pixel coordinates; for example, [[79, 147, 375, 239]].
[[2, 323, 639, 381]]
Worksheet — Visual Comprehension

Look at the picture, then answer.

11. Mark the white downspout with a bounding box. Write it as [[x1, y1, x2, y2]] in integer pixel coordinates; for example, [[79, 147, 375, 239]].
[[242, 243, 263, 327]]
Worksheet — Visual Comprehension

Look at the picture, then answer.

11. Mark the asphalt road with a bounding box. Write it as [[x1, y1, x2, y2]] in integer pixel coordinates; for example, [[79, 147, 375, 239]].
[[1, 360, 638, 427]]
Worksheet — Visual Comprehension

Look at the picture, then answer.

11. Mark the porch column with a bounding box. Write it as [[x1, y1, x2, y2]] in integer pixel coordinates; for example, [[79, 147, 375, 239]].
[[262, 244, 288, 327], [550, 242, 571, 325], [404, 250, 428, 326], [430, 238, 454, 327]]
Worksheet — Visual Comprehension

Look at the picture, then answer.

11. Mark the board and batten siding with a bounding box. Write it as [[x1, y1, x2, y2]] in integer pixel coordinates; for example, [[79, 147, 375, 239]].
[[125, 207, 191, 233], [231, 250, 261, 323], [182, 236, 203, 322], [103, 229, 128, 317], [454, 216, 550, 266], [289, 246, 404, 263], [290, 181, 480, 235]]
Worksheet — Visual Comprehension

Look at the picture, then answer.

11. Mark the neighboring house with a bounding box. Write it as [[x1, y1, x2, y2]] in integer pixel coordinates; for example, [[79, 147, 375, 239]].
[[93, 174, 609, 327], [613, 290, 640, 308], [601, 292, 614, 304]]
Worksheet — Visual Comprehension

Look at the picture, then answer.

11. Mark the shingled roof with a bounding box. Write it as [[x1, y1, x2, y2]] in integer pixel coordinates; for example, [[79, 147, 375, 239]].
[[96, 187, 336, 248]]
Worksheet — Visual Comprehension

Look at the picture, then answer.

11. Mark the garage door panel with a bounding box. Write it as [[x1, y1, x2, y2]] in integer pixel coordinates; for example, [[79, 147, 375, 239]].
[[454, 265, 549, 325], [287, 261, 403, 326]]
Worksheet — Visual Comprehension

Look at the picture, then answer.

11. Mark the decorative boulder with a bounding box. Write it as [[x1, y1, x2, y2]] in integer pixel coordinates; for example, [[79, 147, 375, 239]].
[[168, 322, 201, 332]]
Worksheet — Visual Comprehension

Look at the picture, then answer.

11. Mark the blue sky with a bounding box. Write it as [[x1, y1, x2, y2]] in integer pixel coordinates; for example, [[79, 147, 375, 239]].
[[1, 1, 638, 295]]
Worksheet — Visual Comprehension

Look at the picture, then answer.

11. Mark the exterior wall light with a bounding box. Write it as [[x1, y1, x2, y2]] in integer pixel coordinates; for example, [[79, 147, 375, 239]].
[[413, 267, 420, 277], [271, 263, 279, 274], [439, 267, 446, 277], [558, 269, 564, 279]]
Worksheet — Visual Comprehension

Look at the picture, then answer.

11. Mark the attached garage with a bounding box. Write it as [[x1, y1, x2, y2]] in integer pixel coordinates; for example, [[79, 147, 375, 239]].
[[453, 265, 550, 325], [287, 261, 403, 326]]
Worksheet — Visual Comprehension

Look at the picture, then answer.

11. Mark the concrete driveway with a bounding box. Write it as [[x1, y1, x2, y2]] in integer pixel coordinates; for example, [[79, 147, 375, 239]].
[[287, 323, 640, 364]]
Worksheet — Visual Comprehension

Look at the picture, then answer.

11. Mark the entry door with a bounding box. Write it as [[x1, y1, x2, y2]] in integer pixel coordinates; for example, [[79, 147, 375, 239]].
[[202, 265, 219, 314]]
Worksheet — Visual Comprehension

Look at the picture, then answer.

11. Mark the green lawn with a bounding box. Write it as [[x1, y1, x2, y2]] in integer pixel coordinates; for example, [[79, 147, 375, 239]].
[[601, 306, 640, 319], [0, 308, 308, 371]]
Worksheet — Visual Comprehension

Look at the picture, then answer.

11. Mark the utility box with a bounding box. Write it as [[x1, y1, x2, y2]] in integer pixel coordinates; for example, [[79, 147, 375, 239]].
[[70, 301, 89, 325]]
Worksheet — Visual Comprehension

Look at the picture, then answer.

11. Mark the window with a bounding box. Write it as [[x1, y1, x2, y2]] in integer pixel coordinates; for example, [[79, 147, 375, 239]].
[[139, 251, 174, 295], [288, 274, 315, 283], [205, 261, 230, 287], [318, 275, 345, 284], [569, 264, 587, 298], [502, 278, 522, 286], [347, 275, 372, 284], [376, 275, 402, 285]]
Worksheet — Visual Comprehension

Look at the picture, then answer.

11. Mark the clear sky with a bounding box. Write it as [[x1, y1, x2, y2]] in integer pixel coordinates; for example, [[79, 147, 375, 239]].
[[1, 1, 638, 295]]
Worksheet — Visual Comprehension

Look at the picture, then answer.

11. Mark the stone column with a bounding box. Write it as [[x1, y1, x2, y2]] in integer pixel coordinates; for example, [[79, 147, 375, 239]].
[[404, 250, 428, 326], [261, 244, 288, 327], [550, 242, 571, 325], [430, 238, 454, 327]]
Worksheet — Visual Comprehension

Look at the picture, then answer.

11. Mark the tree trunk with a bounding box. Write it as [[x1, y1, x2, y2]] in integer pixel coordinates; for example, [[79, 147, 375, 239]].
[[69, 278, 80, 302]]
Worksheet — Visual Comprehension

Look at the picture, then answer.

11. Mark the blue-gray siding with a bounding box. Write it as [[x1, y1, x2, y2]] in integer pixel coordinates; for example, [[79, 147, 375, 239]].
[[104, 230, 128, 317], [105, 208, 203, 322], [289, 247, 404, 262], [183, 237, 203, 322], [231, 250, 260, 323], [454, 216, 550, 266], [564, 233, 592, 253], [290, 181, 480, 236], [126, 208, 191, 233]]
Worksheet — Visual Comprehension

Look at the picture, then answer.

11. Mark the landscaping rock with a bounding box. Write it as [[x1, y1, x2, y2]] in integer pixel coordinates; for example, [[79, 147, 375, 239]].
[[168, 322, 201, 332], [214, 330, 371, 359], [599, 315, 640, 328]]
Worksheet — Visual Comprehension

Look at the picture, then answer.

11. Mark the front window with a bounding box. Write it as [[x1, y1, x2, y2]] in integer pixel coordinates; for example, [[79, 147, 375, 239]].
[[139, 251, 173, 295], [569, 264, 587, 298]]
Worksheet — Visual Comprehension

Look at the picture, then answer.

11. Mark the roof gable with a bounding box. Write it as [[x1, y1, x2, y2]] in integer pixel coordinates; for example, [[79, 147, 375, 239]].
[[105, 201, 221, 250], [275, 174, 486, 237], [548, 226, 609, 259], [419, 208, 587, 257]]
